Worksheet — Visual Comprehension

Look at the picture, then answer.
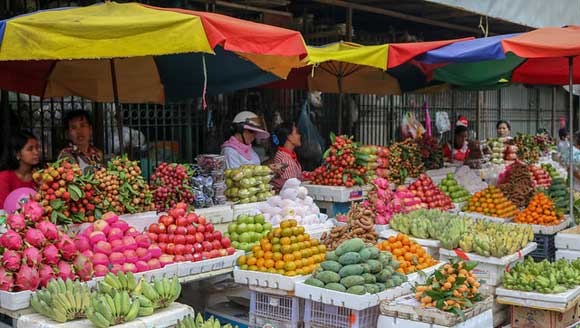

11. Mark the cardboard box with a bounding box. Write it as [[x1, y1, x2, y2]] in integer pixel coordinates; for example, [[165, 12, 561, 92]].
[[511, 304, 579, 328]]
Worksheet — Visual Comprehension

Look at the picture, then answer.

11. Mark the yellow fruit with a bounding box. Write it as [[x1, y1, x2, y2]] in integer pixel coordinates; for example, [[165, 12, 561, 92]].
[[290, 236, 297, 244], [248, 265, 258, 271], [292, 251, 302, 260], [280, 221, 291, 229], [237, 255, 247, 265], [284, 262, 296, 272], [296, 235, 305, 242], [294, 260, 303, 269], [273, 228, 282, 237], [256, 258, 265, 268], [292, 227, 301, 236], [252, 245, 261, 253], [310, 239, 319, 246], [247, 257, 257, 266], [273, 252, 283, 261], [281, 228, 293, 237], [283, 254, 295, 262], [280, 237, 291, 246], [275, 260, 285, 270], [271, 237, 280, 245], [288, 219, 298, 227], [281, 245, 292, 254], [264, 259, 275, 269], [272, 244, 282, 253]]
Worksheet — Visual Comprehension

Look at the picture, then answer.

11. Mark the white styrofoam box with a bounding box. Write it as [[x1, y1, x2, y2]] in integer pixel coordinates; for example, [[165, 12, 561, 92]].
[[16, 302, 193, 328], [134, 267, 168, 282], [496, 286, 580, 311], [0, 290, 32, 311], [232, 202, 266, 218], [195, 205, 234, 224], [530, 215, 572, 235], [176, 251, 243, 278], [458, 211, 514, 223], [303, 184, 368, 202], [233, 267, 308, 291], [377, 309, 493, 328], [295, 280, 412, 311], [556, 249, 580, 261], [439, 243, 537, 286], [556, 226, 580, 251], [162, 262, 179, 277], [380, 229, 441, 258], [118, 211, 159, 233], [374, 224, 390, 234]]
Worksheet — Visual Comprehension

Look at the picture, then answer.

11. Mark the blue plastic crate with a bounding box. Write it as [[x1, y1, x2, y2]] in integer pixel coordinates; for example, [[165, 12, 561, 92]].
[[530, 233, 556, 262]]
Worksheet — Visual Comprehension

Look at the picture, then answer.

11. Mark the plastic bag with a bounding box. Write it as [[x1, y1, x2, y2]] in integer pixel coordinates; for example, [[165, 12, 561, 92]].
[[296, 100, 325, 171], [401, 112, 425, 139], [435, 112, 451, 134]]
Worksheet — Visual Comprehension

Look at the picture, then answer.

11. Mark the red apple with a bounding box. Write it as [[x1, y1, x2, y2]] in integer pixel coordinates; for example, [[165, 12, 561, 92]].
[[202, 241, 213, 251], [211, 240, 222, 250], [176, 217, 188, 227], [193, 243, 203, 254], [213, 231, 222, 241], [174, 255, 186, 262], [204, 232, 214, 242], [186, 225, 197, 235], [166, 243, 176, 255], [221, 237, 231, 248], [198, 216, 207, 225], [176, 226, 187, 235], [185, 235, 196, 244], [167, 224, 178, 235], [206, 224, 215, 233], [218, 249, 228, 257], [159, 215, 173, 227], [202, 251, 211, 259], [158, 242, 167, 253], [174, 244, 186, 256], [174, 235, 186, 245], [226, 247, 236, 255], [157, 223, 166, 233], [197, 224, 206, 233], [193, 253, 202, 262], [184, 244, 194, 255], [147, 232, 158, 242], [195, 232, 204, 243], [209, 249, 221, 258], [184, 254, 194, 262], [166, 234, 175, 243]]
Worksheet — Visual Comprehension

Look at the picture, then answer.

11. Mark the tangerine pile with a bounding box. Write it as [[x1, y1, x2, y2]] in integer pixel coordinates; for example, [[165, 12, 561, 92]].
[[376, 234, 438, 274], [236, 219, 326, 276], [514, 192, 563, 225], [462, 185, 518, 218]]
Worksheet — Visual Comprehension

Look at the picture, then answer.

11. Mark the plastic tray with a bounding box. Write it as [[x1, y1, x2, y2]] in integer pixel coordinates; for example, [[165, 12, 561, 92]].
[[232, 202, 266, 218], [15, 302, 194, 327], [249, 290, 303, 324], [528, 216, 572, 235], [438, 243, 537, 286], [233, 267, 308, 291], [304, 299, 379, 328], [177, 251, 243, 277], [303, 184, 368, 202], [295, 280, 412, 311], [0, 289, 33, 311], [555, 226, 580, 251], [556, 249, 580, 261], [250, 314, 300, 328], [195, 205, 234, 224], [134, 267, 168, 282], [496, 286, 580, 312], [377, 309, 493, 328]]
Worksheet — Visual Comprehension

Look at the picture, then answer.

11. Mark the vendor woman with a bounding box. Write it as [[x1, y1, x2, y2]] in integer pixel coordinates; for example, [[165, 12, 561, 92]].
[[443, 117, 470, 162], [58, 110, 103, 174], [496, 120, 511, 139], [270, 122, 303, 191], [0, 131, 40, 207], [222, 111, 270, 169]]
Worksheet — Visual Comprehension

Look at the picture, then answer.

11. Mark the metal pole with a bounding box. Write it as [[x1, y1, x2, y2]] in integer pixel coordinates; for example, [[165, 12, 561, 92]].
[[110, 59, 124, 154], [568, 57, 574, 220], [552, 86, 556, 139]]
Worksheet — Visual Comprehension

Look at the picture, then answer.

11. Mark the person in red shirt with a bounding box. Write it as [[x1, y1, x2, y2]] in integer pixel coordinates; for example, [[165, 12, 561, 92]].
[[442, 118, 470, 163], [270, 122, 303, 191], [0, 131, 40, 208]]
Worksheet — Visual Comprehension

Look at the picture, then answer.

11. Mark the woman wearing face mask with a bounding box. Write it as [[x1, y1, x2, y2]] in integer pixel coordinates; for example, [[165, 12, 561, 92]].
[[222, 111, 270, 169], [270, 122, 303, 191], [442, 117, 471, 163], [0, 131, 40, 208]]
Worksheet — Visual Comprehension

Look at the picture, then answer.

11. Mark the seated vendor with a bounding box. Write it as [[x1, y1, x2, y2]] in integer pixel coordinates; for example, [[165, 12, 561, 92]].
[[270, 122, 303, 191], [58, 110, 103, 174], [443, 117, 470, 163], [0, 131, 39, 207]]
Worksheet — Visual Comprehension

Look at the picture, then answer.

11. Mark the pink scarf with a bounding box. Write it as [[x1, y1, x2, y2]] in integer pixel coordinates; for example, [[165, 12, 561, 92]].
[[222, 136, 253, 161]]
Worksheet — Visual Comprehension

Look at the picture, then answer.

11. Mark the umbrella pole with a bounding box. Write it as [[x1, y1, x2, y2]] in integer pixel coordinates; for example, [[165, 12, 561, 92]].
[[337, 74, 343, 135], [569, 56, 574, 222], [110, 59, 124, 155]]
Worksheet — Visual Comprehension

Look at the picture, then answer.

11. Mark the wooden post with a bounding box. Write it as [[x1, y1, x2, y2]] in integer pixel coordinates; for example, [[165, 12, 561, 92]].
[[1, 90, 9, 158], [476, 91, 483, 139], [552, 86, 557, 139], [346, 7, 353, 42]]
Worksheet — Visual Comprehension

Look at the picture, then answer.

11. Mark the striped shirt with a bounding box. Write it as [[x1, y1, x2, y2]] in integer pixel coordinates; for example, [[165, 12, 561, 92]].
[[271, 147, 303, 191]]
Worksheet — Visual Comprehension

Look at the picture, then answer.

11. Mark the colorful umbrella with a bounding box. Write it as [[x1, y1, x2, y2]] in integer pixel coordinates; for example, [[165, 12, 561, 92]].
[[415, 26, 580, 215], [0, 2, 307, 103], [265, 38, 471, 133]]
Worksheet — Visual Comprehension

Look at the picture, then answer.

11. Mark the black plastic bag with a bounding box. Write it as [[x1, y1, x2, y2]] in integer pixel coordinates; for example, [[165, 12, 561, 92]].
[[296, 100, 325, 171]]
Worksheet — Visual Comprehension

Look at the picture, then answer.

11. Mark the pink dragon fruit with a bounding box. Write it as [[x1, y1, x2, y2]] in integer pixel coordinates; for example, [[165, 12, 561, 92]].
[[74, 235, 91, 252], [81, 225, 94, 238], [0, 266, 14, 291], [125, 228, 140, 238], [107, 228, 124, 241], [36, 221, 59, 241], [135, 235, 151, 248], [109, 252, 125, 265], [58, 235, 78, 261], [94, 264, 109, 277], [111, 239, 126, 253], [122, 236, 137, 250], [147, 258, 161, 270], [43, 244, 60, 265], [15, 265, 39, 291], [2, 250, 21, 271], [73, 254, 93, 281], [81, 250, 94, 259], [92, 253, 109, 266], [23, 247, 42, 266], [135, 261, 149, 273], [89, 231, 106, 246], [94, 241, 112, 255], [148, 245, 162, 258], [111, 220, 129, 232], [136, 247, 152, 261], [0, 230, 23, 250], [24, 228, 46, 248], [56, 261, 75, 281], [21, 200, 44, 222], [110, 264, 123, 274], [38, 265, 56, 288], [6, 214, 26, 231], [122, 263, 138, 273], [123, 250, 138, 263], [102, 212, 119, 225]]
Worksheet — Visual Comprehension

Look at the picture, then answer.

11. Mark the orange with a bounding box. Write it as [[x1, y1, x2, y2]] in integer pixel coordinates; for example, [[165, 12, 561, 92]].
[[248, 265, 258, 271], [262, 243, 272, 252], [272, 244, 282, 253], [317, 245, 327, 253], [292, 251, 303, 261], [280, 237, 291, 245], [280, 221, 291, 229], [294, 260, 303, 269], [247, 257, 257, 266], [310, 239, 319, 247], [264, 259, 275, 269], [275, 260, 285, 270], [281, 245, 292, 255], [256, 250, 265, 259], [256, 258, 265, 268], [283, 253, 295, 262], [237, 255, 247, 265], [284, 261, 296, 271], [252, 245, 261, 254]]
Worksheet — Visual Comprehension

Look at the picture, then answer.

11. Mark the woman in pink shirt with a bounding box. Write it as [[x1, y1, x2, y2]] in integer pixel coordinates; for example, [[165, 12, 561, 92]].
[[271, 122, 303, 191], [0, 131, 40, 208]]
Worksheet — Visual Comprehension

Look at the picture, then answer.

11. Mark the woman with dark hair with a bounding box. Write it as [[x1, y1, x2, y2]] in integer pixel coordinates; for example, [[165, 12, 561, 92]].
[[442, 117, 470, 163], [270, 122, 303, 191], [0, 131, 40, 207], [496, 120, 511, 139]]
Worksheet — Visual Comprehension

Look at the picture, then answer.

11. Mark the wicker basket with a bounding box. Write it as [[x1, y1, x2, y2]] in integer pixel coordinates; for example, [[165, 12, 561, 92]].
[[379, 293, 493, 327]]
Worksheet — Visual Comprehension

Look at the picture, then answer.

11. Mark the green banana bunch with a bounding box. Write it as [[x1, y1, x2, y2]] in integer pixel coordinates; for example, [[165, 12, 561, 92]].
[[86, 291, 141, 328], [502, 257, 580, 294], [31, 278, 93, 323], [136, 276, 182, 309], [459, 232, 474, 253], [176, 313, 238, 328], [99, 272, 139, 296]]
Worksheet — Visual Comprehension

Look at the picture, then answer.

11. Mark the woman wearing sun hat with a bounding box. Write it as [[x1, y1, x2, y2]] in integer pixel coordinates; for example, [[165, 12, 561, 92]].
[[442, 116, 471, 163], [221, 111, 270, 169]]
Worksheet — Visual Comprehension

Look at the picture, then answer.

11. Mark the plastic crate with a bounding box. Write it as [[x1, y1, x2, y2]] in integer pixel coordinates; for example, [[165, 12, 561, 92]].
[[249, 314, 301, 328], [250, 290, 303, 325], [530, 233, 556, 262], [304, 299, 379, 328]]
